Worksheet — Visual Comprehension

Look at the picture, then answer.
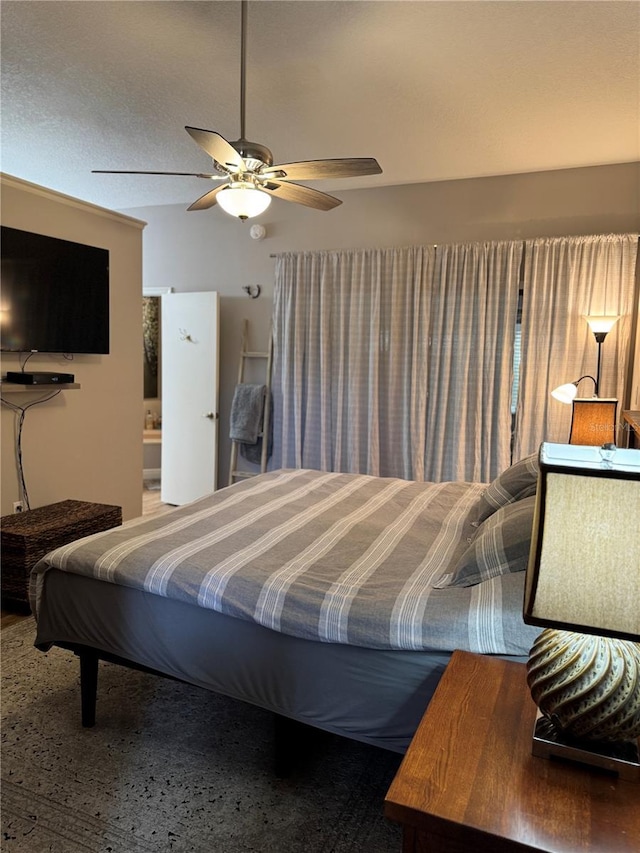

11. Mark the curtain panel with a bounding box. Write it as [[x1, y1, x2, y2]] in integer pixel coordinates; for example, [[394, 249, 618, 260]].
[[271, 247, 433, 479], [424, 241, 522, 482], [271, 242, 522, 482], [513, 234, 639, 459]]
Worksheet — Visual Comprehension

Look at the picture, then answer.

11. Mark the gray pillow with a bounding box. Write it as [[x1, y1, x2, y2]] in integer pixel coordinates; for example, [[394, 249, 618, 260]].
[[434, 496, 536, 588], [475, 453, 538, 524]]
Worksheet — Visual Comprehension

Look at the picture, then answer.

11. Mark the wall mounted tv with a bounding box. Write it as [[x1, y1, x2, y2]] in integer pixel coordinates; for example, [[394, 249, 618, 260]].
[[1, 226, 110, 354]]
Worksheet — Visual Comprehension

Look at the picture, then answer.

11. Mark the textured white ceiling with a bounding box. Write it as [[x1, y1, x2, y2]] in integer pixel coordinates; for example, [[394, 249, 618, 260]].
[[2, 0, 638, 212]]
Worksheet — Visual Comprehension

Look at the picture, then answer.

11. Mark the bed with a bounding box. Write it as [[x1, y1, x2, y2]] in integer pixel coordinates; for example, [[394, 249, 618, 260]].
[[30, 461, 542, 756]]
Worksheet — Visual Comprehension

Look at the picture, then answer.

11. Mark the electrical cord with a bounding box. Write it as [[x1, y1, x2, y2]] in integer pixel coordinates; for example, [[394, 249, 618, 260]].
[[18, 351, 37, 371], [17, 352, 74, 370], [1, 390, 62, 511]]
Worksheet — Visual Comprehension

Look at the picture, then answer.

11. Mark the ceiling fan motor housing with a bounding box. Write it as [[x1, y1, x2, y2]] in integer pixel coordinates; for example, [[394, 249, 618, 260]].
[[231, 139, 274, 169]]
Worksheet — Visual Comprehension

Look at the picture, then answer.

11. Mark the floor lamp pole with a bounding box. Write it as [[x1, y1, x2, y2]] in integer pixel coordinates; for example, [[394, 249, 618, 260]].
[[593, 333, 606, 396]]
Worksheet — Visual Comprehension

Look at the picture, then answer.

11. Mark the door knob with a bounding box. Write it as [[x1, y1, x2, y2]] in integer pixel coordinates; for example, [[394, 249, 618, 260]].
[[202, 412, 218, 420]]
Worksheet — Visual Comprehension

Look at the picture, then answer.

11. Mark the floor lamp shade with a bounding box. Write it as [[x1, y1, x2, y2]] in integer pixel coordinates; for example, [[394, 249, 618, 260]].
[[568, 398, 617, 445]]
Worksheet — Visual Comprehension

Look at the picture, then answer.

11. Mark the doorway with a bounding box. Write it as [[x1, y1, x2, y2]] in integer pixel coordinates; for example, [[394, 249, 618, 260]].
[[160, 291, 220, 505], [142, 287, 172, 494]]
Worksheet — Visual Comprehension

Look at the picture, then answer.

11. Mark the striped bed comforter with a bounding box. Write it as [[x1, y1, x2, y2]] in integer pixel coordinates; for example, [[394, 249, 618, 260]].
[[31, 468, 538, 655]]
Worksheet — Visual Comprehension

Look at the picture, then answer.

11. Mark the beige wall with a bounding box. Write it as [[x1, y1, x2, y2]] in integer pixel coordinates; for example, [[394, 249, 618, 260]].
[[2, 165, 636, 511], [1, 175, 145, 520], [125, 162, 640, 486]]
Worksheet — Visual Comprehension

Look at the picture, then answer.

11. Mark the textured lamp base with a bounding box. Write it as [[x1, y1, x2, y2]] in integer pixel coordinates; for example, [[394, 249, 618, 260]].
[[532, 714, 640, 781]]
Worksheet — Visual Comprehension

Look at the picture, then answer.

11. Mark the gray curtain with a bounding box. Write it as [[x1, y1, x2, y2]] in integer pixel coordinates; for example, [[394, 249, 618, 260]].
[[271, 241, 522, 482], [271, 247, 433, 479], [513, 234, 638, 459], [424, 241, 522, 482]]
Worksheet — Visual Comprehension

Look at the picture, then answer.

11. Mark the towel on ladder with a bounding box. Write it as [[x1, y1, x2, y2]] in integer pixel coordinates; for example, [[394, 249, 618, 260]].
[[240, 395, 272, 465], [230, 383, 266, 445]]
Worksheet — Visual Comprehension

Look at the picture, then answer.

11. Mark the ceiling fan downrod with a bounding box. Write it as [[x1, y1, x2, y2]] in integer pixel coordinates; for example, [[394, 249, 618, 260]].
[[231, 1, 274, 168], [239, 0, 247, 143]]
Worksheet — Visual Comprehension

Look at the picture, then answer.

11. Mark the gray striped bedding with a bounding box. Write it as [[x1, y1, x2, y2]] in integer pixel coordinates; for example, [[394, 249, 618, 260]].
[[31, 468, 538, 655]]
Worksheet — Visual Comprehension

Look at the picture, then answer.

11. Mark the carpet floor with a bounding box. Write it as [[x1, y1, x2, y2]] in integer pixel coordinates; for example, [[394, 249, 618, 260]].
[[1, 618, 403, 853]]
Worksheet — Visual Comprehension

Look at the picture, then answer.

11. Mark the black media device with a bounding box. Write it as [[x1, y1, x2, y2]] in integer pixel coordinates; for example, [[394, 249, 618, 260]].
[[0, 226, 110, 354], [4, 371, 75, 385]]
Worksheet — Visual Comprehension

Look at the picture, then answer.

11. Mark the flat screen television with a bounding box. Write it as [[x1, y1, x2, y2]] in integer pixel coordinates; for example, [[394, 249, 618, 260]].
[[1, 226, 110, 354]]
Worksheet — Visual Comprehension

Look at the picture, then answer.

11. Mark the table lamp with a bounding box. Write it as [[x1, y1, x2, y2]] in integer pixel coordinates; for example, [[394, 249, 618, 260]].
[[523, 442, 640, 781], [550, 377, 618, 446], [567, 398, 618, 445], [551, 374, 598, 402]]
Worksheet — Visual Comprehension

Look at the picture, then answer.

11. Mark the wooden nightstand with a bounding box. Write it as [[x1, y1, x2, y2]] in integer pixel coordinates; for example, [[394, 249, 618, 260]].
[[384, 649, 640, 853]]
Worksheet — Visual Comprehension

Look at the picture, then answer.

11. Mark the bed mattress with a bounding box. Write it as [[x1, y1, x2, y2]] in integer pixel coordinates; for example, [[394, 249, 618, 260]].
[[31, 469, 540, 752], [31, 468, 538, 656]]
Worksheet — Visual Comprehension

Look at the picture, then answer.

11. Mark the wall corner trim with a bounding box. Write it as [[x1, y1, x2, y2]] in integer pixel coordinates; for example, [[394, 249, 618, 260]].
[[1, 173, 147, 229]]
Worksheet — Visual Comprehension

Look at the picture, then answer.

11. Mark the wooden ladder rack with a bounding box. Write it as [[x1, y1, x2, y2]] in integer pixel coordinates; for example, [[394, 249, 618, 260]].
[[228, 320, 273, 485]]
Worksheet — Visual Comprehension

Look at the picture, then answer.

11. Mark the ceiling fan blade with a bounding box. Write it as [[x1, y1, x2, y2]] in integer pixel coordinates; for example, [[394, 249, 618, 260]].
[[187, 183, 230, 212], [185, 127, 246, 173], [261, 158, 382, 182], [261, 181, 342, 211], [92, 170, 226, 179]]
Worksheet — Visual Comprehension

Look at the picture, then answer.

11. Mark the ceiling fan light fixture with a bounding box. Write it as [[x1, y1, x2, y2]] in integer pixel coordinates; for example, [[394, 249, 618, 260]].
[[216, 183, 271, 220]]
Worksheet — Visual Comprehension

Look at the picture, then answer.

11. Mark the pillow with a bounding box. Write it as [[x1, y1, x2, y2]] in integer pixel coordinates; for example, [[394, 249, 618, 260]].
[[475, 453, 538, 524], [434, 496, 536, 589]]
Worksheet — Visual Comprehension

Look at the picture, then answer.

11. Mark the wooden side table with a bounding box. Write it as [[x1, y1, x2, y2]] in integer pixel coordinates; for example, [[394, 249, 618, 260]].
[[384, 649, 640, 853], [0, 499, 122, 612]]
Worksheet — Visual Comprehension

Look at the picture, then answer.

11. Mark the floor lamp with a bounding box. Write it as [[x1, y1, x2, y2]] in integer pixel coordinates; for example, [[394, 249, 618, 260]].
[[583, 315, 619, 394], [550, 315, 620, 445]]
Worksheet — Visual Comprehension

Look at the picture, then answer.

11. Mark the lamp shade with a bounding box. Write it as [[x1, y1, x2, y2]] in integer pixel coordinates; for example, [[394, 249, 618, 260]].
[[523, 443, 640, 769], [550, 375, 597, 404], [524, 442, 640, 641], [568, 397, 618, 445], [217, 184, 271, 220], [584, 315, 619, 335], [551, 382, 579, 404]]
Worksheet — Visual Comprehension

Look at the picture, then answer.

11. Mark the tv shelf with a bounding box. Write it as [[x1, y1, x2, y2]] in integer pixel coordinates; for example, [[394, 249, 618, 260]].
[[0, 383, 81, 393]]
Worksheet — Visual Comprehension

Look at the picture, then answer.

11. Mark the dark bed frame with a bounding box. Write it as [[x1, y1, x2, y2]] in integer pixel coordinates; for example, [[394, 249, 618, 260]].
[[59, 640, 337, 778]]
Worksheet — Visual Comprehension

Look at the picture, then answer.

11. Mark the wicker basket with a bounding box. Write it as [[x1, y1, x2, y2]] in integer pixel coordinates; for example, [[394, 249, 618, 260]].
[[1, 499, 122, 612]]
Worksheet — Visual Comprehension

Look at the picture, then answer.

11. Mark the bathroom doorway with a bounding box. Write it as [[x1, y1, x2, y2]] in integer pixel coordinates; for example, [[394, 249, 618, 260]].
[[142, 286, 172, 489]]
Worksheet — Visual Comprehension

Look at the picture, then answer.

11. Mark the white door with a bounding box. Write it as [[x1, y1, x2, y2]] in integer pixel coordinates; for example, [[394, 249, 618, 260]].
[[161, 292, 220, 505]]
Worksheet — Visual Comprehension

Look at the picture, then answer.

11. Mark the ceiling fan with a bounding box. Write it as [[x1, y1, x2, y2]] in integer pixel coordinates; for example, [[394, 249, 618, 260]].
[[93, 1, 382, 220]]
